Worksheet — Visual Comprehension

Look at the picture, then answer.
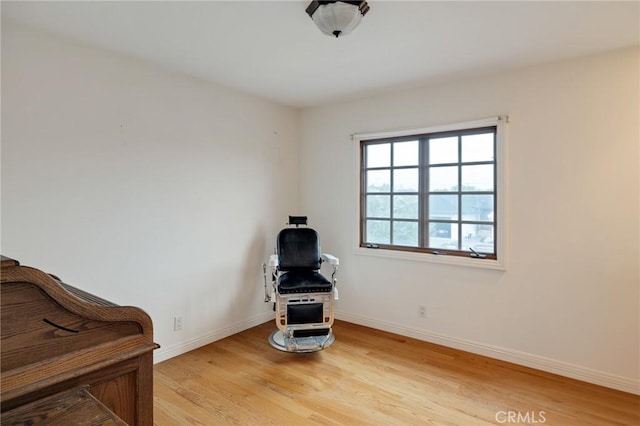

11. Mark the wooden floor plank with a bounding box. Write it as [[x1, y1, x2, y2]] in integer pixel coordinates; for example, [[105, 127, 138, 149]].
[[154, 321, 639, 425]]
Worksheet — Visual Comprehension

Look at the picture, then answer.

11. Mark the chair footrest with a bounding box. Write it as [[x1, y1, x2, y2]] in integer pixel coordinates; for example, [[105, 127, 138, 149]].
[[284, 333, 333, 352], [293, 328, 331, 338]]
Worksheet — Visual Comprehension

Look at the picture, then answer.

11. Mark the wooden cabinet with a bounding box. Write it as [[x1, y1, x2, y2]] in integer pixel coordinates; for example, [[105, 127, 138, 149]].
[[1, 256, 159, 425]]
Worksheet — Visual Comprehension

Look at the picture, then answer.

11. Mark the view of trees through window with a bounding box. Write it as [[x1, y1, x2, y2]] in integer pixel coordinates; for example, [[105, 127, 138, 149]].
[[361, 127, 497, 259]]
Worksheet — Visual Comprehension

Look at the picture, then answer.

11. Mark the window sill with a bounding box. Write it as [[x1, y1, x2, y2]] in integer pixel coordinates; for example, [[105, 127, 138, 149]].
[[354, 246, 506, 270]]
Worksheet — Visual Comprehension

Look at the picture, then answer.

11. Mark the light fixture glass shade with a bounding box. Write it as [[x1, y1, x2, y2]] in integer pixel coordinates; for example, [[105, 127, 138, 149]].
[[312, 2, 363, 38]]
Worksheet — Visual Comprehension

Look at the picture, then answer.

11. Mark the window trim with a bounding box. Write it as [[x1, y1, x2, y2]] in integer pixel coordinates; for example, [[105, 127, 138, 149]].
[[352, 117, 508, 270]]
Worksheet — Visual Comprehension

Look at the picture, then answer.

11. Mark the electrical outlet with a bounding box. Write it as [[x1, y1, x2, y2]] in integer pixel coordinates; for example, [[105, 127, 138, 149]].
[[173, 316, 183, 331], [419, 305, 426, 318]]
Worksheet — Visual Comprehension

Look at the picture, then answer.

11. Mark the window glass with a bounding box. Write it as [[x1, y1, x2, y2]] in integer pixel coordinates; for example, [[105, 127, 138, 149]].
[[367, 170, 390, 192], [393, 168, 419, 192], [429, 166, 458, 192], [366, 220, 390, 244], [429, 222, 458, 250], [367, 143, 390, 168], [393, 221, 419, 247], [461, 194, 494, 222], [462, 224, 494, 253], [461, 133, 494, 162], [393, 141, 419, 166], [461, 164, 493, 191], [429, 136, 458, 164], [393, 195, 419, 219], [367, 195, 390, 218], [429, 194, 458, 220]]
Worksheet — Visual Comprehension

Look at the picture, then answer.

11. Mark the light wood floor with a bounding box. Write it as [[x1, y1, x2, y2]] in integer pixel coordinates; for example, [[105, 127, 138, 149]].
[[153, 320, 639, 425]]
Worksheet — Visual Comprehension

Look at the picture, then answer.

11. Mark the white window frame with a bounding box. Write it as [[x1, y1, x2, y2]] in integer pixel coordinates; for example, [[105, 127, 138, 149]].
[[352, 116, 508, 270]]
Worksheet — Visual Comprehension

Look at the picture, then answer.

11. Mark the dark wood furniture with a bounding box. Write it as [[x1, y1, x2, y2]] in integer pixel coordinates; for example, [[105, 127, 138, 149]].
[[2, 386, 128, 425], [1, 256, 159, 425]]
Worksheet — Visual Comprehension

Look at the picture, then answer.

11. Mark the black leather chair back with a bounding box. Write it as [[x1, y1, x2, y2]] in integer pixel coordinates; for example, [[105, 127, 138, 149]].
[[277, 228, 321, 271]]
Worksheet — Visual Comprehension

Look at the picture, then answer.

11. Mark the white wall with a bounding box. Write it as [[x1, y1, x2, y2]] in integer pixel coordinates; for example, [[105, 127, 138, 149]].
[[1, 22, 299, 362], [300, 47, 640, 393]]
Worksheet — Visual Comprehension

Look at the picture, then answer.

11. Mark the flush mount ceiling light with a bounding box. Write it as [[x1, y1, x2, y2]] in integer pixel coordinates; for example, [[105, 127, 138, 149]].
[[306, 1, 370, 38]]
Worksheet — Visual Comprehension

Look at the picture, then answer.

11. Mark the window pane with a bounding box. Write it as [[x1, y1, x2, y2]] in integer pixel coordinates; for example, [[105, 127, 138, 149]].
[[393, 195, 418, 219], [429, 136, 458, 164], [366, 220, 390, 244], [429, 166, 458, 192], [462, 224, 494, 254], [428, 222, 459, 250], [462, 133, 494, 163], [393, 141, 419, 166], [461, 164, 494, 191], [429, 194, 458, 220], [393, 221, 419, 246], [367, 195, 390, 218], [461, 194, 494, 222], [393, 168, 419, 192], [366, 143, 390, 168], [367, 170, 390, 192]]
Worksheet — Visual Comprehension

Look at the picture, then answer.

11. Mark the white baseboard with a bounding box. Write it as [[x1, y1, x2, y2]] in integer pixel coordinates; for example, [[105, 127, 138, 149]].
[[335, 311, 640, 395], [154, 311, 274, 364]]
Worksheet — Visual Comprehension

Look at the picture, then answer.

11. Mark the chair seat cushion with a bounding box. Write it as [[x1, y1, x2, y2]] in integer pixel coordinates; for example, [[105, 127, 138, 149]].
[[278, 270, 332, 294]]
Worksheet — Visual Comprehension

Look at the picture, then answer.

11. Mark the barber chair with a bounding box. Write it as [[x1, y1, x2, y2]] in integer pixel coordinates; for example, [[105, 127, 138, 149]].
[[263, 216, 339, 352]]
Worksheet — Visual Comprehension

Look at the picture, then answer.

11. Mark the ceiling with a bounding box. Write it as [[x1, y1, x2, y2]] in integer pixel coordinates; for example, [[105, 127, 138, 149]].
[[2, 1, 639, 108]]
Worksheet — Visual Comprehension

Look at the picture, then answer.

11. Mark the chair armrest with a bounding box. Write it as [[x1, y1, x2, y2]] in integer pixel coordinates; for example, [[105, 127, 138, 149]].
[[321, 253, 339, 266], [269, 254, 279, 268]]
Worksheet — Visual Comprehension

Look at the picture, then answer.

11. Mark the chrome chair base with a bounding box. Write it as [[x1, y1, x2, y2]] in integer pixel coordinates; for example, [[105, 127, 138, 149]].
[[268, 330, 335, 353]]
